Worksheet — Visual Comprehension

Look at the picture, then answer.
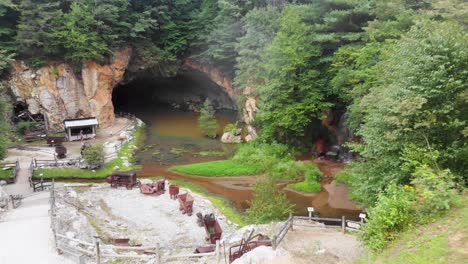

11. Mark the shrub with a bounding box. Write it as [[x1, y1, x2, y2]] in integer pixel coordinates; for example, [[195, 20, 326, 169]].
[[411, 165, 458, 215], [288, 162, 322, 193], [83, 144, 105, 169], [360, 183, 416, 252], [223, 122, 240, 135], [17, 121, 37, 134], [198, 99, 218, 138], [247, 177, 294, 223]]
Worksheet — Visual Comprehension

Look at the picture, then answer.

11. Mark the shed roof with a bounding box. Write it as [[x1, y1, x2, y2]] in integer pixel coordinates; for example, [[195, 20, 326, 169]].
[[64, 118, 98, 128]]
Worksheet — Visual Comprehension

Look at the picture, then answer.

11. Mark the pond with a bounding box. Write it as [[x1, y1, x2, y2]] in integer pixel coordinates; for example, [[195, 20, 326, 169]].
[[113, 72, 361, 219]]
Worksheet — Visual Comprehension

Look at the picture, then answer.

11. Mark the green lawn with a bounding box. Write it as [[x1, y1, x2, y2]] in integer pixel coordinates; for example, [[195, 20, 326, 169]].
[[169, 179, 247, 226], [0, 168, 14, 180], [35, 124, 144, 180], [170, 160, 262, 176], [359, 196, 467, 264], [287, 163, 322, 193], [288, 180, 321, 193]]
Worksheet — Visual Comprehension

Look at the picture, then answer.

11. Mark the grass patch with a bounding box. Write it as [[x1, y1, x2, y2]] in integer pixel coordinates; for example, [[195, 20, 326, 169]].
[[197, 151, 225, 157], [288, 181, 321, 193], [358, 195, 468, 264], [35, 123, 144, 180], [171, 160, 262, 176], [0, 168, 14, 180], [287, 162, 322, 193], [170, 180, 247, 226]]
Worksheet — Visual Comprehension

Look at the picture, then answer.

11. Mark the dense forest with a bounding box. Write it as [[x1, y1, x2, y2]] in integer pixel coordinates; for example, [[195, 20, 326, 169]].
[[0, 0, 466, 254]]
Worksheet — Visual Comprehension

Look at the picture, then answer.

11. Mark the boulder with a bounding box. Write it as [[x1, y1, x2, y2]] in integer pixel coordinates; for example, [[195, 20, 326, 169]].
[[221, 132, 242, 144]]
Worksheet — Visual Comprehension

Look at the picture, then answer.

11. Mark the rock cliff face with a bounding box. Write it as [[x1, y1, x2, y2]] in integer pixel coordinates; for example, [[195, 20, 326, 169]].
[[184, 59, 259, 139], [9, 48, 132, 130]]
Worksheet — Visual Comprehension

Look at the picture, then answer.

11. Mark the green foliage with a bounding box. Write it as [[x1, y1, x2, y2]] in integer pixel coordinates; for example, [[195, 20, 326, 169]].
[[288, 162, 322, 193], [247, 177, 293, 223], [0, 166, 13, 180], [360, 183, 416, 252], [411, 165, 458, 214], [171, 160, 262, 176], [346, 19, 468, 205], [198, 99, 218, 138], [16, 121, 37, 135], [234, 6, 280, 90], [49, 2, 109, 63], [0, 82, 10, 159], [359, 196, 468, 264], [83, 144, 105, 169], [223, 122, 239, 134]]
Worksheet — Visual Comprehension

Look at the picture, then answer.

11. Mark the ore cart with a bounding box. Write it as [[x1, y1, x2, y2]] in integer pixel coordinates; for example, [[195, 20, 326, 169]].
[[105, 172, 140, 190], [177, 192, 194, 216]]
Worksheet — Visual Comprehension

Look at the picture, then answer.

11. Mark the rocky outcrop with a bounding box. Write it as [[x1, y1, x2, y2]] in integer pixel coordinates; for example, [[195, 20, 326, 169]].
[[184, 59, 237, 99], [221, 132, 242, 144], [9, 48, 132, 130]]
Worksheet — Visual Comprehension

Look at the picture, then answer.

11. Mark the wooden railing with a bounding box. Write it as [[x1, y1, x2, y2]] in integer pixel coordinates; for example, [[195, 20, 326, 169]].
[[49, 183, 223, 264], [0, 160, 19, 184]]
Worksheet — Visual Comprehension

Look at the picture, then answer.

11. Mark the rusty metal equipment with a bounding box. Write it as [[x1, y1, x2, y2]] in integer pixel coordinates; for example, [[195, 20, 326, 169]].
[[110, 238, 142, 247], [140, 179, 165, 195], [169, 185, 179, 199], [55, 144, 67, 159], [105, 172, 141, 190], [194, 245, 215, 254], [203, 213, 223, 244], [177, 192, 194, 216], [229, 231, 272, 263], [47, 136, 66, 146]]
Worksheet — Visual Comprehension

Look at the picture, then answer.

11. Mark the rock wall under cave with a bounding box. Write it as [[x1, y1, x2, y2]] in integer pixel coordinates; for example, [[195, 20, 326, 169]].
[[7, 48, 258, 132], [9, 48, 132, 130]]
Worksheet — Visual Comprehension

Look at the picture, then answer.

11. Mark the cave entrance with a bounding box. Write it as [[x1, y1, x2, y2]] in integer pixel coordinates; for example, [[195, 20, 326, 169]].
[[112, 70, 238, 165]]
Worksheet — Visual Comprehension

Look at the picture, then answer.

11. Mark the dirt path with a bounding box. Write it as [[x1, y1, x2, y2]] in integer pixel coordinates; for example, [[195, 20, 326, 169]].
[[0, 192, 73, 264]]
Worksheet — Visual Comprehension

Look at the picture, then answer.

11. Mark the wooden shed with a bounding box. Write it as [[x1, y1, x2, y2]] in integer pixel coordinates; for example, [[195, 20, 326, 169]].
[[63, 117, 98, 141]]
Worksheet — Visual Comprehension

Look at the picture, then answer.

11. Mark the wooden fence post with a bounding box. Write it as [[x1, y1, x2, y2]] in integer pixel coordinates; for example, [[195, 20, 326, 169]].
[[215, 240, 220, 264], [94, 236, 101, 264], [272, 235, 277, 250], [289, 213, 294, 231], [341, 216, 346, 234], [155, 242, 161, 264]]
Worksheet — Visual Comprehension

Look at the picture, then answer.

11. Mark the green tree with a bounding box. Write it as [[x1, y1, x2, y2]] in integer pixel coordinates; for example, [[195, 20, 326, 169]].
[[347, 19, 468, 205], [84, 144, 105, 169], [234, 6, 280, 90], [247, 177, 293, 223], [198, 99, 218, 138], [15, 0, 62, 61], [50, 2, 109, 64]]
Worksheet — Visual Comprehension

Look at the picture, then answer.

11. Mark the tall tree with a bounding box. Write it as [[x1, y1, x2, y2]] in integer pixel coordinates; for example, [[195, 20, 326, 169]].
[[347, 20, 468, 205]]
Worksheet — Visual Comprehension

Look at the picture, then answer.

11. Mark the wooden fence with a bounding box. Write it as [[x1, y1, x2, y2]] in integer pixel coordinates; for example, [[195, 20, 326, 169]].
[[0, 160, 19, 184], [49, 183, 224, 264], [270, 213, 365, 250]]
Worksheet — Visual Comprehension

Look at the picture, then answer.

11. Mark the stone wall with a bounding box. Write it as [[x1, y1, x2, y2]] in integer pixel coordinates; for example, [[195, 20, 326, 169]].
[[9, 48, 132, 130]]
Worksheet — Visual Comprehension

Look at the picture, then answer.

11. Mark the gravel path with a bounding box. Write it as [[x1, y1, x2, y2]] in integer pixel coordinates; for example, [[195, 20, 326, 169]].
[[0, 192, 73, 264]]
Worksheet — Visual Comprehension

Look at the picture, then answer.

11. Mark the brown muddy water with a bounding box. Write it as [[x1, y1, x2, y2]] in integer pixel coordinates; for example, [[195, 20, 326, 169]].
[[123, 105, 361, 219]]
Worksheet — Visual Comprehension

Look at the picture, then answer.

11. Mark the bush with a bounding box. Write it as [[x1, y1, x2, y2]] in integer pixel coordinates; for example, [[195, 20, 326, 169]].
[[360, 183, 416, 252], [223, 122, 240, 135], [247, 177, 294, 223], [17, 121, 37, 134], [198, 99, 218, 138], [83, 144, 105, 169], [411, 165, 458, 215], [288, 162, 322, 193]]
